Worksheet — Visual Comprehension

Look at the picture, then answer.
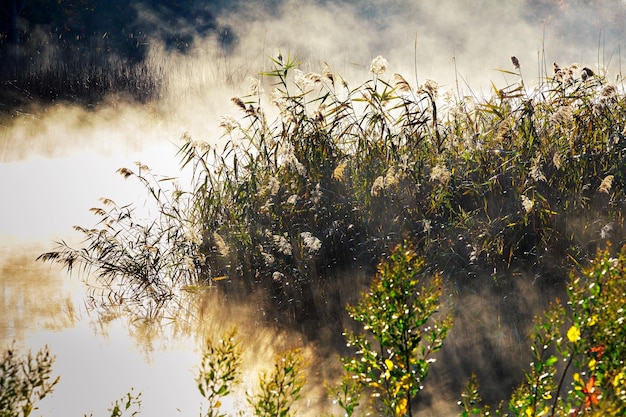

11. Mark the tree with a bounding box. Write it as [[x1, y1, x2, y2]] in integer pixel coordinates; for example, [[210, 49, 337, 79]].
[[0, 0, 26, 55], [341, 243, 453, 416]]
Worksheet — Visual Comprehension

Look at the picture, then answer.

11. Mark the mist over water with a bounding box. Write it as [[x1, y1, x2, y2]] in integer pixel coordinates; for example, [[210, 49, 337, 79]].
[[2, 1, 626, 415]]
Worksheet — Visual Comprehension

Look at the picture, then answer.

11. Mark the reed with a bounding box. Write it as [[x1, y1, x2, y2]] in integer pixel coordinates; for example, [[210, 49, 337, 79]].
[[39, 53, 626, 327], [35, 53, 626, 415], [0, 35, 160, 112]]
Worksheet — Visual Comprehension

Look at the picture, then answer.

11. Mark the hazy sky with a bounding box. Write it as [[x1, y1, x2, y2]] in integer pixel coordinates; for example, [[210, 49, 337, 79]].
[[197, 0, 626, 94]]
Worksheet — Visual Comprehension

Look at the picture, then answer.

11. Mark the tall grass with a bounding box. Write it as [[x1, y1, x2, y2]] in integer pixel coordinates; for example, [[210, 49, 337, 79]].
[[177, 55, 626, 319], [38, 163, 203, 329], [39, 54, 626, 331]]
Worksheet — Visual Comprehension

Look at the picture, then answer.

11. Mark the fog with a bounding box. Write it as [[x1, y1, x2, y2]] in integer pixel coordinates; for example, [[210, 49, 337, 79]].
[[209, 0, 626, 93], [1, 0, 625, 415]]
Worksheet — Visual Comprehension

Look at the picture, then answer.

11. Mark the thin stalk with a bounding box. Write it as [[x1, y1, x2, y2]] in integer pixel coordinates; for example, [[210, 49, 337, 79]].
[[551, 353, 574, 417]]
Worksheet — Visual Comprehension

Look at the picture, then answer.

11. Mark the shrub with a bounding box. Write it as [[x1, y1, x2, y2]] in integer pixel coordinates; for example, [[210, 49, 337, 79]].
[[339, 242, 453, 416], [196, 327, 242, 417], [0, 345, 59, 417], [459, 244, 626, 416], [194, 327, 306, 417], [246, 348, 306, 417]]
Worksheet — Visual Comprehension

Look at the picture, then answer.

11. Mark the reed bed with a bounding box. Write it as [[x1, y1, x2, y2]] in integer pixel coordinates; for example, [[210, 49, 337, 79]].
[[35, 54, 626, 415], [39, 54, 626, 324], [0, 36, 160, 111]]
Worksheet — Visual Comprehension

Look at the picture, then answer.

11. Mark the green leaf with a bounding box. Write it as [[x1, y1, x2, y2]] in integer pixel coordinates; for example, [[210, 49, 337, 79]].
[[545, 355, 558, 367]]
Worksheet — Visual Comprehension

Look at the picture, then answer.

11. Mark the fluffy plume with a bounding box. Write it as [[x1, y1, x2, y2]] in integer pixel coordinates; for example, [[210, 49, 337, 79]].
[[419, 79, 439, 99], [332, 162, 348, 182], [393, 73, 412, 92], [218, 115, 238, 133], [231, 97, 247, 112], [300, 232, 322, 254], [370, 55, 388, 75], [429, 164, 451, 185], [598, 175, 615, 194], [322, 61, 334, 85], [511, 56, 520, 70], [247, 77, 264, 95], [521, 195, 534, 213], [371, 175, 385, 197]]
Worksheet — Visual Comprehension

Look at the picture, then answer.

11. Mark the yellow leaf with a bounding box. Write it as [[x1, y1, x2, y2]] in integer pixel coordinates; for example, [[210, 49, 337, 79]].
[[395, 397, 408, 416], [212, 275, 229, 281], [588, 358, 596, 370], [567, 325, 581, 343], [573, 373, 582, 383], [385, 358, 394, 371]]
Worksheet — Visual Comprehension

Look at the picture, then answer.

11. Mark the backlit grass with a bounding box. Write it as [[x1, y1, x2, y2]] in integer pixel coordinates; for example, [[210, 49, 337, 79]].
[[35, 54, 626, 415]]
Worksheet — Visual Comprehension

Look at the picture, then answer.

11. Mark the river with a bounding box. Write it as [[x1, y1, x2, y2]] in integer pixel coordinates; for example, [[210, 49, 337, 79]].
[[0, 103, 216, 416]]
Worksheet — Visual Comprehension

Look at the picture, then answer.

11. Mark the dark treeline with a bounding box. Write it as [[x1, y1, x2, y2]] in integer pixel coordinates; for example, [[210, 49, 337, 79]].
[[3, 0, 626, 113], [0, 0, 238, 57], [0, 0, 240, 111]]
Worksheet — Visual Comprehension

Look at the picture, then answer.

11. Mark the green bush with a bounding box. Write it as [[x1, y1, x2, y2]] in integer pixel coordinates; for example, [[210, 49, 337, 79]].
[[196, 327, 242, 417], [246, 348, 306, 417], [339, 242, 453, 416], [0, 345, 59, 417], [194, 326, 305, 417], [459, 244, 626, 416]]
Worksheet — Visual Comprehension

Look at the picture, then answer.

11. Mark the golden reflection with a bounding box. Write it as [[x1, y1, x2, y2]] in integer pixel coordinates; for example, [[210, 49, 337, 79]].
[[0, 248, 79, 349]]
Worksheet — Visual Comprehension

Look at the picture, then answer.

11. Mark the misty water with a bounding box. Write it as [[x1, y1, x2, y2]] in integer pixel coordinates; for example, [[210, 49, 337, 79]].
[[0, 105, 339, 416], [0, 108, 558, 417], [0, 105, 203, 416], [0, 101, 340, 416]]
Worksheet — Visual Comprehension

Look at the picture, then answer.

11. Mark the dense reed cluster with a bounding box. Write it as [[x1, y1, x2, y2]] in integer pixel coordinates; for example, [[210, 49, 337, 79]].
[[34, 54, 626, 415], [39, 53, 626, 324], [172, 54, 625, 322]]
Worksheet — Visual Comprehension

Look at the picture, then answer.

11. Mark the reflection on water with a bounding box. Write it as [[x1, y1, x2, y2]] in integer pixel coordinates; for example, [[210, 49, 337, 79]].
[[0, 246, 214, 415], [0, 107, 211, 416], [28, 318, 200, 417], [0, 106, 331, 417], [0, 243, 328, 416], [0, 249, 79, 348]]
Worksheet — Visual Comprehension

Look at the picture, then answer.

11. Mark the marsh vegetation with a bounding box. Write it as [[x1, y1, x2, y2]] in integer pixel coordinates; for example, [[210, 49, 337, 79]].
[[26, 53, 626, 416], [3, 3, 626, 416]]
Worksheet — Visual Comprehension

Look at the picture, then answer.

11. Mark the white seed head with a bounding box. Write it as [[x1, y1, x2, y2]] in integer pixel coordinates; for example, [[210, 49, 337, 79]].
[[370, 55, 388, 75]]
